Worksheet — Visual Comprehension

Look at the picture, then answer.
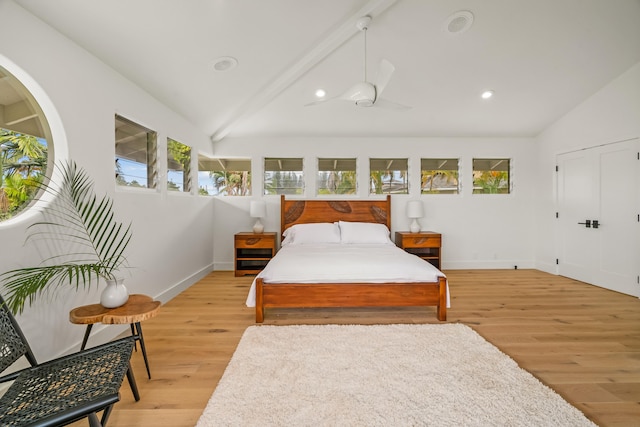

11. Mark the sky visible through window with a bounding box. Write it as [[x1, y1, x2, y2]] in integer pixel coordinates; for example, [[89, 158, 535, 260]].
[[115, 158, 233, 195], [168, 169, 184, 190], [198, 171, 216, 195], [116, 157, 147, 187]]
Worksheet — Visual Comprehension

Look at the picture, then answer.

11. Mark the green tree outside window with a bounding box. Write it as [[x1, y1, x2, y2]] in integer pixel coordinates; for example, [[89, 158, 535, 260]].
[[0, 129, 48, 221]]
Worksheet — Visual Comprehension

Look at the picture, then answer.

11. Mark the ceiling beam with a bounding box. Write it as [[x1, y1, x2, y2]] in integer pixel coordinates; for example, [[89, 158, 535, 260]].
[[2, 100, 36, 126], [210, 0, 400, 143]]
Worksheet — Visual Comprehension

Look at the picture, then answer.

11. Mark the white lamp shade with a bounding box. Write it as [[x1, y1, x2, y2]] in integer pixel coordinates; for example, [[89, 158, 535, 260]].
[[250, 200, 266, 218], [406, 200, 424, 219]]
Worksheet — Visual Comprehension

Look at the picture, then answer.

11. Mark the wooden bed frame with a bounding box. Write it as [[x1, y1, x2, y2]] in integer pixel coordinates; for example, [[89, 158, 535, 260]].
[[254, 195, 447, 322]]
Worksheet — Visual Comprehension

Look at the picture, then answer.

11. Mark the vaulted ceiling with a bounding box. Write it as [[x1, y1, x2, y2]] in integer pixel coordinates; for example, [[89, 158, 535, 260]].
[[15, 0, 640, 141]]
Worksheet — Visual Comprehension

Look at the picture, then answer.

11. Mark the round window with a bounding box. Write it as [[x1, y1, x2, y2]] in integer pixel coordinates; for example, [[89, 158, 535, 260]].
[[0, 64, 53, 222]]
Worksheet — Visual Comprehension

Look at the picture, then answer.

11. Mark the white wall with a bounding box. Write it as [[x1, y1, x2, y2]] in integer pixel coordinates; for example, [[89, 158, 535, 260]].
[[212, 136, 538, 271], [534, 61, 640, 273], [0, 1, 214, 360], [4, 0, 636, 364]]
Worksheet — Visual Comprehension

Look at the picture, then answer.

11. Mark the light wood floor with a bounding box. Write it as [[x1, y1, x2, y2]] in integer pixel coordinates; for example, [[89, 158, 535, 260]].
[[94, 270, 639, 427]]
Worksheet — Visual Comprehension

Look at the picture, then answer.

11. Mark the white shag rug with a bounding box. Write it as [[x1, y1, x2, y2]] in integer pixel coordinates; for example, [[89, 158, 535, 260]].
[[196, 324, 595, 427]]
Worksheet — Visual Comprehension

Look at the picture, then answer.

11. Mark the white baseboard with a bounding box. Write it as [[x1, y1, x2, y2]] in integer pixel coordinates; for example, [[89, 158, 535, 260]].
[[443, 260, 536, 270], [214, 262, 234, 271], [155, 263, 213, 304], [534, 261, 558, 275], [213, 260, 541, 271]]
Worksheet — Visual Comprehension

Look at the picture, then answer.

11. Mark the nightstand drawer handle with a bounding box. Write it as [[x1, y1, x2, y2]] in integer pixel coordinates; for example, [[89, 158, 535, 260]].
[[246, 238, 261, 245]]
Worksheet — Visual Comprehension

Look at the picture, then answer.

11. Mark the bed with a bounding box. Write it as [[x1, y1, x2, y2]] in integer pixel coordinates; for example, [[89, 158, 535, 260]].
[[246, 195, 448, 323]]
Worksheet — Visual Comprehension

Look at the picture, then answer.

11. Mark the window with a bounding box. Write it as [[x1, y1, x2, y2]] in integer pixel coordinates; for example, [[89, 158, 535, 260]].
[[115, 115, 157, 188], [167, 138, 191, 192], [0, 65, 51, 222], [473, 158, 510, 194], [264, 157, 304, 195], [317, 158, 356, 195], [369, 158, 408, 194], [421, 158, 459, 194], [198, 155, 251, 196]]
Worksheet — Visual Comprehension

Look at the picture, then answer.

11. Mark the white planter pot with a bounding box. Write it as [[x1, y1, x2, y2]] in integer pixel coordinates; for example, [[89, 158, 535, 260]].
[[100, 278, 129, 308]]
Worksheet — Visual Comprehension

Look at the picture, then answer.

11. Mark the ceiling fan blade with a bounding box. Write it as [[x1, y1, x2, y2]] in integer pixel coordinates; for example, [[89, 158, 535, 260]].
[[304, 96, 341, 107], [373, 97, 412, 111], [374, 59, 395, 98]]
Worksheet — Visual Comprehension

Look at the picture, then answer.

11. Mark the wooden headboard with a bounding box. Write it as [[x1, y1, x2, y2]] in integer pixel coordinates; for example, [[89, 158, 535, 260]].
[[280, 195, 391, 238]]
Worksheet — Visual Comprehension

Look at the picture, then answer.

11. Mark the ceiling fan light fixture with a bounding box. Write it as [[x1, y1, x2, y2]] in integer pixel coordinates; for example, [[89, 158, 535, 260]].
[[356, 99, 374, 107]]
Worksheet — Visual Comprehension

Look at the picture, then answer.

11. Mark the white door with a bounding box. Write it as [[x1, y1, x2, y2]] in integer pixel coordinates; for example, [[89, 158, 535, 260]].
[[557, 138, 640, 297]]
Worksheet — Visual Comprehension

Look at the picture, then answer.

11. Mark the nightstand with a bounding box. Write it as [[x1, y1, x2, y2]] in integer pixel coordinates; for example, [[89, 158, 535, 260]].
[[234, 232, 277, 276], [395, 231, 442, 269]]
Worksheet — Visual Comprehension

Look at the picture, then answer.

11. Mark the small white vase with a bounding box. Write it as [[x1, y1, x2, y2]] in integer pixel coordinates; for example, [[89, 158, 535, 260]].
[[100, 278, 129, 308]]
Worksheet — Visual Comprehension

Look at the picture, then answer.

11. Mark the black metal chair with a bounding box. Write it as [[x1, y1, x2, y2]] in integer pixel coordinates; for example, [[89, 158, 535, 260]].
[[0, 295, 136, 427]]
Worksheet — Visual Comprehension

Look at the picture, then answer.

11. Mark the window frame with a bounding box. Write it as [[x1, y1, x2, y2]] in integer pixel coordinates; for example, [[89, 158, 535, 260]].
[[316, 157, 357, 195], [369, 158, 408, 195], [263, 157, 304, 196], [472, 158, 511, 194], [115, 114, 158, 189], [198, 155, 251, 196], [420, 158, 460, 195], [0, 64, 53, 223], [166, 138, 192, 193]]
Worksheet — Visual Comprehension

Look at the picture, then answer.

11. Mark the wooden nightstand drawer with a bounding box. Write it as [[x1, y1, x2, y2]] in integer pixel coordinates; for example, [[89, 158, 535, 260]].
[[398, 234, 441, 248], [234, 232, 277, 276], [395, 231, 442, 270], [235, 233, 275, 249]]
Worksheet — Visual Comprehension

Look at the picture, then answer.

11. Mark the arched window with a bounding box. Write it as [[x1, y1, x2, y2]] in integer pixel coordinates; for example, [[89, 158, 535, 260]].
[[0, 64, 53, 222]]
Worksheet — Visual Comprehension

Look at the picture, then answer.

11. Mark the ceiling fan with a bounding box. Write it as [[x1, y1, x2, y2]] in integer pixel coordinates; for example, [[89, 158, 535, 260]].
[[305, 16, 412, 111]]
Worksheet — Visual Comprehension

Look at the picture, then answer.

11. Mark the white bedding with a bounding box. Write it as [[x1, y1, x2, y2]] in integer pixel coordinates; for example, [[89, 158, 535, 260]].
[[245, 243, 450, 307]]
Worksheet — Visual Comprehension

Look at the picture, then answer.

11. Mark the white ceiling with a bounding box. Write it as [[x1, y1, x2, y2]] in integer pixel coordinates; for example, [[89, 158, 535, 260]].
[[15, 0, 640, 141]]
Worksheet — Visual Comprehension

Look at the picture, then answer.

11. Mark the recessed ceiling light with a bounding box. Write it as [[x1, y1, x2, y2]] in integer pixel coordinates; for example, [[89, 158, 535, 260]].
[[444, 10, 474, 34], [481, 90, 494, 99], [315, 89, 326, 98], [211, 56, 238, 72]]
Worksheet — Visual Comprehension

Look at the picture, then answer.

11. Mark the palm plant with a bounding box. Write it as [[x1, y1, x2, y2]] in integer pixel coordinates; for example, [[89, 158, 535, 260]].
[[421, 170, 459, 194], [210, 170, 251, 196], [1, 129, 48, 219], [0, 160, 132, 313]]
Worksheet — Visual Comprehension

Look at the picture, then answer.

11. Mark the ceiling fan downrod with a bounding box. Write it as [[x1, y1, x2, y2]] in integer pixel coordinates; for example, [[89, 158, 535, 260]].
[[356, 16, 372, 82]]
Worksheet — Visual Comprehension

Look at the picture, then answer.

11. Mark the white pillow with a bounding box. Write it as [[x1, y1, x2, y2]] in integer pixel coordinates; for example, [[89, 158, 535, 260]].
[[338, 221, 392, 244], [281, 223, 341, 245]]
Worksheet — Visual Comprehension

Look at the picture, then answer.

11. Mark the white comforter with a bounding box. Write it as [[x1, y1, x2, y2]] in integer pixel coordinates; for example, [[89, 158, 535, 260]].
[[245, 243, 449, 307]]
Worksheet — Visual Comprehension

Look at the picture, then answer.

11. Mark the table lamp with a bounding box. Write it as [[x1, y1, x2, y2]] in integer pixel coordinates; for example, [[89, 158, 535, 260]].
[[250, 200, 266, 233], [406, 200, 424, 233]]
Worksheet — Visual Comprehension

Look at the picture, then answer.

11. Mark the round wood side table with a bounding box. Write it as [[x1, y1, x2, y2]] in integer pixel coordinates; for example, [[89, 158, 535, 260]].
[[69, 294, 161, 381]]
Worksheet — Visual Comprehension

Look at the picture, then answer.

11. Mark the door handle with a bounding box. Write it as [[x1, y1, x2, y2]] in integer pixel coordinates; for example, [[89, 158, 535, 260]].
[[592, 220, 599, 229], [577, 220, 591, 228]]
